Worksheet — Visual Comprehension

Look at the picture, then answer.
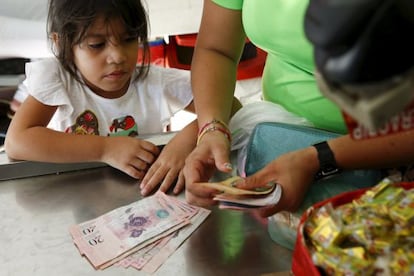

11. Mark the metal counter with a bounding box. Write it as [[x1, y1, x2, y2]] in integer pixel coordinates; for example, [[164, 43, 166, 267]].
[[0, 166, 293, 276]]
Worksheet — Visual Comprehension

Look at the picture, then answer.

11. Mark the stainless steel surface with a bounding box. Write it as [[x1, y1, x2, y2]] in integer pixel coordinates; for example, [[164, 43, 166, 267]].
[[0, 166, 292, 275]]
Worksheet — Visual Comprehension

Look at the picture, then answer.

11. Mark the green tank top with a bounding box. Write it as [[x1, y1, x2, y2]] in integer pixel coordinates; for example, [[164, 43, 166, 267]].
[[212, 0, 347, 133]]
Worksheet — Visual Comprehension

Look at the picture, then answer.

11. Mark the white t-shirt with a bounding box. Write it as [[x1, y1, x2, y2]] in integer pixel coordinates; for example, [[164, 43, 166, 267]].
[[23, 58, 193, 136]]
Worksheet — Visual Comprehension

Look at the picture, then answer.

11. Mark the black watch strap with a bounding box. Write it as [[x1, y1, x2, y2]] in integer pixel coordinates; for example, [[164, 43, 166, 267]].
[[313, 141, 341, 180]]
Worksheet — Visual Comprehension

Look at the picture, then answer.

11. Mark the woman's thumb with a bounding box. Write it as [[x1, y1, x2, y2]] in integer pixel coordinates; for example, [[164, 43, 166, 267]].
[[214, 151, 233, 173]]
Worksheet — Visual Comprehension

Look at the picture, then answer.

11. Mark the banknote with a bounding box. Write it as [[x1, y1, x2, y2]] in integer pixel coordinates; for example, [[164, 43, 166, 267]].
[[198, 176, 275, 195], [115, 232, 175, 270], [115, 194, 210, 272], [200, 176, 282, 210], [156, 191, 199, 219], [141, 207, 211, 273], [70, 191, 211, 272], [214, 183, 282, 210], [69, 192, 190, 269]]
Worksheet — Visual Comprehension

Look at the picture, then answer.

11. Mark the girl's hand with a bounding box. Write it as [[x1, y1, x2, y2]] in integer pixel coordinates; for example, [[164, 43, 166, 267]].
[[183, 131, 233, 208], [101, 136, 160, 179]]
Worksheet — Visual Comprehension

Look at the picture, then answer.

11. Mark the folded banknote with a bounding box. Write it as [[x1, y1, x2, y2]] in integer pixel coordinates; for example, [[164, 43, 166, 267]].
[[199, 176, 282, 210]]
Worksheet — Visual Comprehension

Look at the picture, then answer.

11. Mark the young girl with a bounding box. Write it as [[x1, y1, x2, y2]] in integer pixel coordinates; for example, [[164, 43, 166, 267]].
[[5, 0, 200, 196]]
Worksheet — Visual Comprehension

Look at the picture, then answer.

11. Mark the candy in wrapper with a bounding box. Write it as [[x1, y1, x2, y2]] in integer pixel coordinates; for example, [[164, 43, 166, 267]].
[[389, 247, 414, 275], [359, 209, 394, 240], [309, 203, 344, 248], [343, 223, 366, 246], [394, 223, 414, 237], [354, 179, 405, 208], [312, 246, 374, 276], [342, 246, 366, 259], [335, 202, 356, 225], [356, 179, 391, 202], [388, 191, 414, 227], [365, 238, 393, 255]]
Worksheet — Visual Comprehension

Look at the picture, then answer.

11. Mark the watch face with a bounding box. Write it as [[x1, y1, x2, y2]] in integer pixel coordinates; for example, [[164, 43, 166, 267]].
[[321, 166, 341, 177]]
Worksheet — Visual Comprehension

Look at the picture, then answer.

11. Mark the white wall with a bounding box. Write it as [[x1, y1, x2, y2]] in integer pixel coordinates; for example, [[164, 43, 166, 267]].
[[0, 0, 203, 59]]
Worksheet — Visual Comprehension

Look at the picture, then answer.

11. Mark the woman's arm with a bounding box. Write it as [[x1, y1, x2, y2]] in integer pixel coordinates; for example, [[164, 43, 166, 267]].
[[191, 0, 246, 127], [183, 1, 246, 206], [140, 101, 199, 196], [238, 131, 414, 217], [330, 132, 414, 170]]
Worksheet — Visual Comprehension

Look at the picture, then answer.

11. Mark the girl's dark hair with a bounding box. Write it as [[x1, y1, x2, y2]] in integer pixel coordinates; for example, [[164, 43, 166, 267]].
[[47, 0, 150, 81]]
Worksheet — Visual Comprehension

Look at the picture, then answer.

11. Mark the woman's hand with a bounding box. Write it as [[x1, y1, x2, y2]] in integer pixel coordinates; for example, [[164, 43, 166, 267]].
[[139, 137, 192, 196], [139, 119, 199, 196], [183, 131, 233, 208], [236, 147, 319, 217]]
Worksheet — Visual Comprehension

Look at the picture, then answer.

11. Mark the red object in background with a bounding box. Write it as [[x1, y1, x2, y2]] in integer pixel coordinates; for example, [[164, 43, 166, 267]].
[[137, 37, 166, 66], [344, 101, 414, 140], [236, 46, 267, 80], [291, 182, 414, 276], [165, 33, 267, 80]]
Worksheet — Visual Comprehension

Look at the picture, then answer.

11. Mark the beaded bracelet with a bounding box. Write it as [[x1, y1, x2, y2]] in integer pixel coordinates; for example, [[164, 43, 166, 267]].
[[198, 119, 229, 137], [196, 124, 232, 145]]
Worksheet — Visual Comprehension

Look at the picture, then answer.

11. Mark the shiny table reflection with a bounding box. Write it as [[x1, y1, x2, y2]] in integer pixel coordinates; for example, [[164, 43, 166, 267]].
[[0, 166, 292, 275]]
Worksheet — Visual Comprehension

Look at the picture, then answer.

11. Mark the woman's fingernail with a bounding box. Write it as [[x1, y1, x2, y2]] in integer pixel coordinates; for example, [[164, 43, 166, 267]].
[[224, 163, 233, 170], [266, 181, 277, 188]]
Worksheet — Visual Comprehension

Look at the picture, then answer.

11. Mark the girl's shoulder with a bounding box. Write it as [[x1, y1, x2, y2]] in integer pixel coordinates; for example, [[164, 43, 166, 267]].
[[27, 57, 61, 71], [26, 57, 66, 80], [25, 57, 69, 88], [25, 57, 75, 102]]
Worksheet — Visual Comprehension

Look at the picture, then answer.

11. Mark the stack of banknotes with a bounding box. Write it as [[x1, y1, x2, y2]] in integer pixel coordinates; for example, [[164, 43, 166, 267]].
[[200, 176, 282, 210], [69, 191, 210, 273]]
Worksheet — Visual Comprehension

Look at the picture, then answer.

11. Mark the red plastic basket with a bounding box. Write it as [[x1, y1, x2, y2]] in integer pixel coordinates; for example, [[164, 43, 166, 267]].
[[291, 181, 414, 276]]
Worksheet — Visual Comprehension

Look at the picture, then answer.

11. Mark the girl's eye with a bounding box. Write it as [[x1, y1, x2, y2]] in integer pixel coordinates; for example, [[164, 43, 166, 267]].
[[88, 42, 105, 49]]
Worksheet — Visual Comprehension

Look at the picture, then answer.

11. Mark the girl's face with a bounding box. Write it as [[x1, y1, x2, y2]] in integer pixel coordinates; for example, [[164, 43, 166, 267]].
[[73, 16, 139, 98]]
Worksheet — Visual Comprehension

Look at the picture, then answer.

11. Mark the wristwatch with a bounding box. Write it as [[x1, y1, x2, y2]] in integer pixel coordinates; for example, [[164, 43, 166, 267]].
[[313, 141, 342, 180]]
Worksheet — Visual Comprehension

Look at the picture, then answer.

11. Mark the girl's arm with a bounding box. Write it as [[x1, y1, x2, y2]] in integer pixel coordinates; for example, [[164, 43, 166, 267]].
[[6, 95, 105, 162], [5, 95, 159, 179]]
